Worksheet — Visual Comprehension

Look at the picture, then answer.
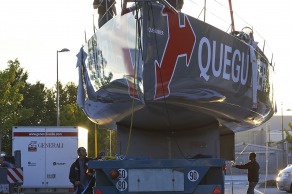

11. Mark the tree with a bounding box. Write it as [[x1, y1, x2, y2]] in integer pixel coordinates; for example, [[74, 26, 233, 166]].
[[97, 125, 117, 157], [0, 59, 117, 157], [57, 82, 117, 157], [58, 82, 88, 126], [55, 82, 97, 157], [18, 82, 50, 126], [0, 59, 33, 154], [284, 123, 292, 152]]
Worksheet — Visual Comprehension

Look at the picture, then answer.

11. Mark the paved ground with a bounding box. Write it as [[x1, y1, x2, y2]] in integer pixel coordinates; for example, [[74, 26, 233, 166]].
[[5, 174, 284, 194], [225, 174, 285, 194]]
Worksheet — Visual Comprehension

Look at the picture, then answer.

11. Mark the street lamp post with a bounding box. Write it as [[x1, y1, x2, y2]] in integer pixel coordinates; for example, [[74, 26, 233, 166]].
[[57, 48, 70, 126]]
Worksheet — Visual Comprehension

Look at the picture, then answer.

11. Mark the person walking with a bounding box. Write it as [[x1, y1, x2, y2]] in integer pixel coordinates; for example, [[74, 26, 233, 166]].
[[233, 152, 260, 194], [69, 147, 95, 194]]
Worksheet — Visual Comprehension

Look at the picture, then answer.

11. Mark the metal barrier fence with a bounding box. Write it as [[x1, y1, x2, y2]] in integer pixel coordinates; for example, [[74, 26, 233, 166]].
[[0, 168, 23, 194]]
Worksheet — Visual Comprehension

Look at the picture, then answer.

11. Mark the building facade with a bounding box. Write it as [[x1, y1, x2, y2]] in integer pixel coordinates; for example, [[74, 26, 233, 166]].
[[232, 114, 292, 174]]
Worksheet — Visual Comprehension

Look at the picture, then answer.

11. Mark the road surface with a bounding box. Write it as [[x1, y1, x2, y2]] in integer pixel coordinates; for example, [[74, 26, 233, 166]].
[[225, 174, 285, 194]]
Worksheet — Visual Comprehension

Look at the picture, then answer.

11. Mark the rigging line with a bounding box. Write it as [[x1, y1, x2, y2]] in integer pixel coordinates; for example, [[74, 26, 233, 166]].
[[198, 0, 272, 45], [188, 0, 230, 26], [222, 5, 260, 38], [151, 5, 172, 120], [197, 7, 204, 19], [188, 0, 200, 7], [226, 24, 231, 33], [98, 2, 117, 24], [233, 129, 264, 164], [234, 143, 250, 162], [221, 3, 272, 54], [151, 4, 174, 139], [205, 9, 230, 26], [196, 0, 272, 54], [151, 4, 188, 159], [185, 0, 204, 19], [120, 2, 140, 160]]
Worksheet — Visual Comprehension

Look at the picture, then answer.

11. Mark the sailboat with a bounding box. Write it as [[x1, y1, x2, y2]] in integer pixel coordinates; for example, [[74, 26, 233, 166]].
[[76, 0, 275, 159]]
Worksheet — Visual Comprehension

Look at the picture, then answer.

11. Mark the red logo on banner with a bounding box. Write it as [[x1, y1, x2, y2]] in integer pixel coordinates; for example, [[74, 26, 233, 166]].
[[155, 9, 196, 99]]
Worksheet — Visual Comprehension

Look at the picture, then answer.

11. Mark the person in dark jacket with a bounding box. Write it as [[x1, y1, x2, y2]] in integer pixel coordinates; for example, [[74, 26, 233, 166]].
[[166, 0, 184, 11], [233, 152, 260, 194], [93, 0, 117, 28], [160, 0, 183, 11], [0, 156, 14, 167], [69, 147, 95, 194]]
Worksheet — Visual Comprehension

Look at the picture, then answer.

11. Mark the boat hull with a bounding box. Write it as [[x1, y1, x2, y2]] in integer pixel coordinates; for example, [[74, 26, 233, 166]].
[[77, 3, 274, 132]]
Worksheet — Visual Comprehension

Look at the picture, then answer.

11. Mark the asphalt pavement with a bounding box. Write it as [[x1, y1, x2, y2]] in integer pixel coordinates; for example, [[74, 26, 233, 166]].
[[225, 174, 285, 194], [6, 174, 284, 194]]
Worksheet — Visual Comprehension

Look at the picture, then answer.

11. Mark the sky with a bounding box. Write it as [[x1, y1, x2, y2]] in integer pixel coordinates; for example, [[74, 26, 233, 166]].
[[0, 0, 291, 111], [0, 0, 94, 87]]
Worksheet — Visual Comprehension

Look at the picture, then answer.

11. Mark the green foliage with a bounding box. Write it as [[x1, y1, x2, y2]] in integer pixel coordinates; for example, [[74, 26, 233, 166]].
[[18, 82, 50, 125], [94, 72, 113, 89], [0, 59, 117, 157], [284, 122, 292, 152], [95, 125, 117, 158], [0, 59, 33, 154]]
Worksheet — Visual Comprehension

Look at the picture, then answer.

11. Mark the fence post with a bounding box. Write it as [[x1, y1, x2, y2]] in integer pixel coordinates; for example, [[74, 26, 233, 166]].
[[14, 150, 21, 168]]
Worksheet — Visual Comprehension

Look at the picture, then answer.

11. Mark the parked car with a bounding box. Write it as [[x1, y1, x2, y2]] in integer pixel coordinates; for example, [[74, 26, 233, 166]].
[[276, 164, 292, 192]]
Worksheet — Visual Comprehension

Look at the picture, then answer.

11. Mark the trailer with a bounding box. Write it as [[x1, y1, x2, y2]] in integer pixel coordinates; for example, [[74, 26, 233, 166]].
[[89, 158, 225, 194], [88, 122, 232, 193], [12, 126, 88, 193]]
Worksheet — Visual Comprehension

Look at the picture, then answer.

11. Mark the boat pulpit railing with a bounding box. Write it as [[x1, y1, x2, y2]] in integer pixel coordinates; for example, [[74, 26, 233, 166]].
[[122, 0, 177, 12]]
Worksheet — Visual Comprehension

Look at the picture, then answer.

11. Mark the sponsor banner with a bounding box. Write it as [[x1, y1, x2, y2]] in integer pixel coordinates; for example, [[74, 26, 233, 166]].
[[13, 132, 78, 137], [28, 141, 64, 152]]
